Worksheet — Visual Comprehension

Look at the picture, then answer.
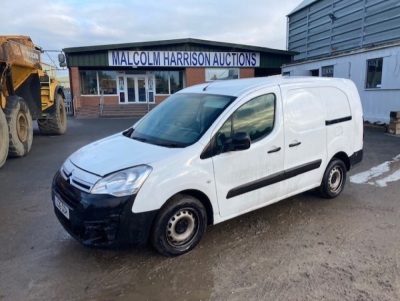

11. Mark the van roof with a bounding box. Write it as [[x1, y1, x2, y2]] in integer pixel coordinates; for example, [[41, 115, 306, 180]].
[[180, 76, 349, 97]]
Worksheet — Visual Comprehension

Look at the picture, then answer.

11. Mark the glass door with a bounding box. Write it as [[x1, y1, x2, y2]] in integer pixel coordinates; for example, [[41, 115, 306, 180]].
[[127, 77, 136, 103], [148, 76, 155, 103], [120, 75, 154, 104], [137, 77, 147, 102]]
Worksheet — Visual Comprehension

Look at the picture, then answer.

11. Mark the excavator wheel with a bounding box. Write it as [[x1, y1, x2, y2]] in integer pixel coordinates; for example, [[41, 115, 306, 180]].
[[37, 94, 67, 135], [0, 108, 9, 168], [5, 97, 33, 157]]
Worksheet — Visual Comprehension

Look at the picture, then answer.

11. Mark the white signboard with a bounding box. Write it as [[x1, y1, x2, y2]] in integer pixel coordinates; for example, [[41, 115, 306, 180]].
[[108, 51, 260, 67]]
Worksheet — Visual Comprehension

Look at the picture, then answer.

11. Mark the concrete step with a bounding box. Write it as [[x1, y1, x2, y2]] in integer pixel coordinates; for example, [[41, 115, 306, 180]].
[[75, 106, 100, 118], [75, 104, 157, 118], [101, 104, 156, 117]]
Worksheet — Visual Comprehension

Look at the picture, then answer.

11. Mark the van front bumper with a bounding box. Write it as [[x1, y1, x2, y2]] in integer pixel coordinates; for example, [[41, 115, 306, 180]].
[[52, 170, 157, 248]]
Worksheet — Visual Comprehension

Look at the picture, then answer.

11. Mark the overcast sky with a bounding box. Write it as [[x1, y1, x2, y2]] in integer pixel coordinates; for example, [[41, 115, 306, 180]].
[[2, 0, 303, 72]]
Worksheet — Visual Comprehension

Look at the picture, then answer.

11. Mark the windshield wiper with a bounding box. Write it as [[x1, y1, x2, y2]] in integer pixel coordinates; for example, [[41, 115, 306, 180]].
[[131, 137, 148, 142], [132, 137, 181, 148], [155, 142, 181, 148]]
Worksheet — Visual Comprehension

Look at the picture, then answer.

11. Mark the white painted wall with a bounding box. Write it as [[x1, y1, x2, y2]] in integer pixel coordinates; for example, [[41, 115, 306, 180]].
[[282, 45, 400, 123]]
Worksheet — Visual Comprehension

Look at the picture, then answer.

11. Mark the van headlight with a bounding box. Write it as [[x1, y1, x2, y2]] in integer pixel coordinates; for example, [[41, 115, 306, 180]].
[[91, 165, 152, 197]]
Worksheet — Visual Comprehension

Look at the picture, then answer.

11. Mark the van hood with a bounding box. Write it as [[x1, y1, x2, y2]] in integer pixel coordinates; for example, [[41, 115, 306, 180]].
[[69, 134, 175, 176]]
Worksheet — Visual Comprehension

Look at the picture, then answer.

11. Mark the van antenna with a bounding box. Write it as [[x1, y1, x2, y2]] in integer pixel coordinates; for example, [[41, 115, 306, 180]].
[[203, 69, 229, 91]]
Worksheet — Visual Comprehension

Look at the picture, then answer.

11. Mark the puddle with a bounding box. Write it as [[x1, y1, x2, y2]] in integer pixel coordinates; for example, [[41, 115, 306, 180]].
[[350, 155, 400, 187]]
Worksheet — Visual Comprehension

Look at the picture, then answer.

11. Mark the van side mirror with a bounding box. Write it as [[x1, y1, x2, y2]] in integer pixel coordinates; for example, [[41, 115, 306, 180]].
[[232, 132, 251, 151]]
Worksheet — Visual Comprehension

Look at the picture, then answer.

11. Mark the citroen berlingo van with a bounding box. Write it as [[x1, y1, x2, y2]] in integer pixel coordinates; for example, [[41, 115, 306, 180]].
[[52, 76, 363, 256]]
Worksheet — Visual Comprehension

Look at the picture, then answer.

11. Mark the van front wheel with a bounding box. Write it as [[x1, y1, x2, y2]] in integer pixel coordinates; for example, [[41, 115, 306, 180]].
[[151, 194, 207, 257], [319, 159, 347, 198]]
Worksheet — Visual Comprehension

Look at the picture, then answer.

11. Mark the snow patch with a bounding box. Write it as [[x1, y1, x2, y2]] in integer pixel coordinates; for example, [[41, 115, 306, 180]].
[[350, 155, 400, 187]]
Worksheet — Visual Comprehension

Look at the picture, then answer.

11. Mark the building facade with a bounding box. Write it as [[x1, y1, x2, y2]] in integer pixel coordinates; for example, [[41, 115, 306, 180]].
[[63, 38, 294, 118], [282, 0, 400, 123]]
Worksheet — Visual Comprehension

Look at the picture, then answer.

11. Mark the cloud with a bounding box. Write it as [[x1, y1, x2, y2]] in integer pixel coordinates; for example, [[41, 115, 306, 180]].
[[1, 0, 302, 69]]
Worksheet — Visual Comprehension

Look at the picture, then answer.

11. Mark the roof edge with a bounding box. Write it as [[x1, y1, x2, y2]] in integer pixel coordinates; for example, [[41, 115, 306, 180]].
[[63, 38, 296, 55], [287, 0, 320, 16]]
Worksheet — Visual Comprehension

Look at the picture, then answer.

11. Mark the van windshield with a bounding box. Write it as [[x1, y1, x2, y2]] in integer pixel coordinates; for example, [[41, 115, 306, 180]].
[[131, 93, 235, 147]]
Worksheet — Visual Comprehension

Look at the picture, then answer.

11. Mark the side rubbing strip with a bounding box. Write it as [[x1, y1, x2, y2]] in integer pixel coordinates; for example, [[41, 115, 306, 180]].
[[284, 160, 322, 179], [325, 116, 352, 126], [227, 172, 285, 199], [227, 159, 322, 199]]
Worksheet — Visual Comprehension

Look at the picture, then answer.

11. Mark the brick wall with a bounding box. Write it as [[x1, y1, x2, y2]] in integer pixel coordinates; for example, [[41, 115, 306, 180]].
[[185, 68, 206, 87], [240, 68, 255, 78], [80, 95, 119, 106], [155, 95, 168, 104], [70, 67, 80, 107]]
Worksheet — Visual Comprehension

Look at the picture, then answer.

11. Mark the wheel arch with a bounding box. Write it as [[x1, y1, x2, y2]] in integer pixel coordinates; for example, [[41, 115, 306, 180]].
[[54, 85, 66, 100], [41, 86, 66, 117], [331, 151, 350, 171], [159, 189, 214, 226]]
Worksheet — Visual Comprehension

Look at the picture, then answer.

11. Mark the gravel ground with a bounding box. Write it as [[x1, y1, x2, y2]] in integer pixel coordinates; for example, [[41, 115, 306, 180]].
[[0, 118, 399, 301]]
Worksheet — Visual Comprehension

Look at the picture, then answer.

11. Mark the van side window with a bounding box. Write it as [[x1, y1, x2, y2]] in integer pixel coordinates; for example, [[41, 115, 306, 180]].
[[234, 94, 275, 141], [216, 93, 275, 153]]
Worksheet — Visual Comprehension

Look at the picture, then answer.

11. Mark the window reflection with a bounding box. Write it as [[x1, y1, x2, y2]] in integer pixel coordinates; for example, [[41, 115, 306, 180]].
[[80, 71, 97, 95], [155, 71, 184, 94], [216, 93, 275, 153], [80, 70, 117, 95], [99, 71, 117, 94]]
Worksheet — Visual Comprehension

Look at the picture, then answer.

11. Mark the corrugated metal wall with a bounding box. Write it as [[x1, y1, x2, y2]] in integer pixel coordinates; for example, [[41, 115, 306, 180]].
[[288, 0, 400, 60]]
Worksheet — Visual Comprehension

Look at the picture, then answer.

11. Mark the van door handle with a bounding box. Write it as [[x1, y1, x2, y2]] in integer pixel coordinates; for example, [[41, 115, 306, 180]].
[[268, 147, 281, 153], [289, 141, 301, 147]]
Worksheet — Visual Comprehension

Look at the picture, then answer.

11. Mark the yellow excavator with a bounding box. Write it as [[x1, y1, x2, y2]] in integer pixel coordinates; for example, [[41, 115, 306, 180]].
[[0, 35, 67, 168]]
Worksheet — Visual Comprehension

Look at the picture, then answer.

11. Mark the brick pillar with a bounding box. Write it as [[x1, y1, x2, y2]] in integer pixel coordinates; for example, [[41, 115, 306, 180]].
[[70, 67, 81, 108], [185, 68, 206, 87]]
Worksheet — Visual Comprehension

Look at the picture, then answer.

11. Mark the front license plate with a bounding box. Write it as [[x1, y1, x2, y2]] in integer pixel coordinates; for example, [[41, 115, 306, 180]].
[[55, 196, 70, 220]]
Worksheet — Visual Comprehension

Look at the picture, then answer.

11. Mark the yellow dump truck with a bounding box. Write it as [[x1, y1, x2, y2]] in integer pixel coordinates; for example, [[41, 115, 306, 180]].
[[0, 35, 67, 168]]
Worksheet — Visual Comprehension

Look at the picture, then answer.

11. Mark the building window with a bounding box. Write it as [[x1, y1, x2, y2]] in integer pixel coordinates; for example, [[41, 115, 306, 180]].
[[321, 65, 334, 77], [366, 58, 383, 89], [205, 68, 239, 81], [155, 71, 184, 95], [170, 71, 184, 94], [98, 71, 117, 95], [80, 70, 117, 95], [80, 71, 98, 95]]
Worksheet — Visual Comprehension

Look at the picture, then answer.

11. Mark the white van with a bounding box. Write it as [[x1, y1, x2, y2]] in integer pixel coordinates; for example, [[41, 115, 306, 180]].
[[52, 76, 363, 256]]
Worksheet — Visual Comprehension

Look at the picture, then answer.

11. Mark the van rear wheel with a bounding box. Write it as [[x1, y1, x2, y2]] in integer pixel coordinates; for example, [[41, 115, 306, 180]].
[[151, 194, 207, 257], [319, 159, 346, 198]]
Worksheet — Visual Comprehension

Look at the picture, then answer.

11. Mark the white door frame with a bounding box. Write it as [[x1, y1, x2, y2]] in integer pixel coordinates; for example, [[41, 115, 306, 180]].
[[118, 74, 155, 104]]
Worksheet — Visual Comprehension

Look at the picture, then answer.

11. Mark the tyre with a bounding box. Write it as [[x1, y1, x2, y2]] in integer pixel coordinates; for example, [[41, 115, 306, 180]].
[[38, 94, 67, 135], [151, 194, 207, 257], [319, 159, 347, 199], [5, 98, 33, 157], [0, 108, 9, 168]]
